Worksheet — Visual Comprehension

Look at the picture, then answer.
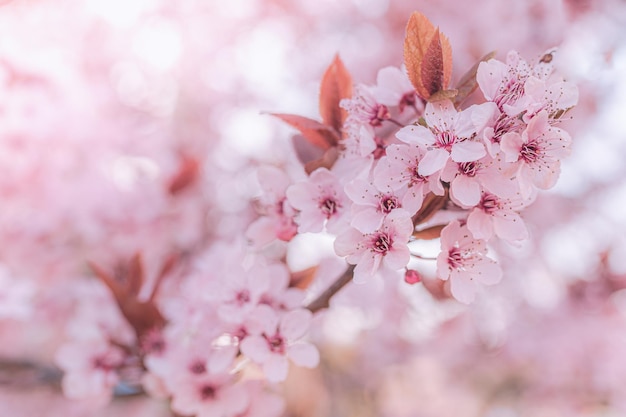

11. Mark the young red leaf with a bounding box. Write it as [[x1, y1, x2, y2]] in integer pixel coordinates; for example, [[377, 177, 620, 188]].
[[404, 12, 453, 99], [271, 113, 340, 150], [421, 29, 445, 97], [319, 54, 353, 133]]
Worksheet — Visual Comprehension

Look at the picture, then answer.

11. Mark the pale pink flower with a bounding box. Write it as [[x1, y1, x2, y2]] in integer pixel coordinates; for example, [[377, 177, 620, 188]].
[[436, 220, 502, 304], [286, 167, 350, 234], [334, 210, 413, 283], [55, 339, 126, 407], [246, 165, 298, 247], [240, 305, 320, 382], [500, 110, 571, 196], [373, 143, 444, 202], [341, 84, 391, 128], [345, 178, 421, 233], [395, 100, 490, 176], [169, 372, 249, 417], [440, 155, 519, 207], [466, 192, 530, 241], [370, 66, 419, 113]]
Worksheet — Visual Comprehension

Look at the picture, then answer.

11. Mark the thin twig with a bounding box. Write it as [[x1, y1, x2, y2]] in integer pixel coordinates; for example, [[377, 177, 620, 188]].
[[306, 264, 355, 313]]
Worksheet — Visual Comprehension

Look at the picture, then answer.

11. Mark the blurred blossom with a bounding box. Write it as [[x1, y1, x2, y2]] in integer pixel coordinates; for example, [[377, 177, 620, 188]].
[[0, 0, 625, 416]]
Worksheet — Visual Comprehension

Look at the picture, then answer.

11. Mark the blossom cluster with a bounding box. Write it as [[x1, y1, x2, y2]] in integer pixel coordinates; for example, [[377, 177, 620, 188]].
[[0, 7, 584, 417], [252, 16, 578, 305]]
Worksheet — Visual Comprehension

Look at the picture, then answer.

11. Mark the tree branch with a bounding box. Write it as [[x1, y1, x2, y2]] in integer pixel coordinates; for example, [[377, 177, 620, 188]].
[[306, 264, 355, 313]]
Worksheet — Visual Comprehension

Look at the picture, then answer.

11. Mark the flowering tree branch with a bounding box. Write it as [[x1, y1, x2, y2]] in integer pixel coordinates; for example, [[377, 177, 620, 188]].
[[306, 264, 356, 313]]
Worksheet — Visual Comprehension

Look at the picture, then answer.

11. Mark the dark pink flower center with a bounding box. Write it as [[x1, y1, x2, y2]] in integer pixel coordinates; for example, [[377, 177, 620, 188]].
[[266, 333, 286, 354], [235, 290, 250, 306], [520, 140, 541, 163], [378, 195, 399, 214], [409, 163, 427, 185], [371, 232, 392, 255], [319, 197, 338, 218], [200, 384, 217, 400], [447, 247, 464, 269], [435, 130, 457, 152], [480, 193, 499, 214], [459, 161, 478, 177], [370, 104, 391, 126], [189, 359, 206, 375]]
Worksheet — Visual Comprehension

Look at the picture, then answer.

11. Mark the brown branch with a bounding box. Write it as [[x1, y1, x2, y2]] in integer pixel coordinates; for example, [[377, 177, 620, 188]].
[[306, 264, 355, 313]]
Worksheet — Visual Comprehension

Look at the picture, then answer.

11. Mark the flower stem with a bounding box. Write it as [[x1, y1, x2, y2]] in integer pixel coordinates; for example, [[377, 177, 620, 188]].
[[306, 264, 355, 313]]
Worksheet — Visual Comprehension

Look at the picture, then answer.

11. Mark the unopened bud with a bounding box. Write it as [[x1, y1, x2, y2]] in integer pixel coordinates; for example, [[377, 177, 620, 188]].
[[404, 269, 421, 284]]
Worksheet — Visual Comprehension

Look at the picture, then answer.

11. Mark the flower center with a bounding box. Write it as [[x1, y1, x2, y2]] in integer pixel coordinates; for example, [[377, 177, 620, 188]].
[[200, 384, 217, 400], [447, 247, 464, 269], [378, 195, 399, 214], [371, 233, 392, 255], [266, 333, 286, 354], [459, 161, 478, 177], [435, 130, 456, 152], [319, 198, 338, 218], [520, 140, 540, 163], [480, 193, 499, 214], [235, 290, 250, 306], [189, 360, 206, 375]]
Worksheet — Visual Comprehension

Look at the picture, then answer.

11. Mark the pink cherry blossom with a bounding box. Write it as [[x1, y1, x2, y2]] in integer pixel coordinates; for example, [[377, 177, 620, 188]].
[[240, 305, 320, 382], [436, 220, 502, 304], [395, 100, 490, 176], [169, 372, 249, 417], [55, 339, 126, 407], [466, 192, 530, 241], [500, 110, 571, 196], [246, 165, 298, 247], [286, 167, 350, 234], [345, 178, 421, 233], [334, 210, 413, 283], [373, 143, 444, 201], [370, 66, 419, 113], [341, 84, 391, 128]]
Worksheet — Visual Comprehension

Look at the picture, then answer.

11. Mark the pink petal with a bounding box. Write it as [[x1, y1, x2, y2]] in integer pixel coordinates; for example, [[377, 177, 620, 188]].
[[449, 272, 477, 304], [280, 309, 312, 340], [493, 213, 528, 241], [396, 125, 433, 147], [287, 343, 320, 368], [450, 141, 486, 163], [450, 175, 481, 207], [240, 336, 270, 363], [467, 209, 494, 240], [334, 228, 364, 257], [351, 208, 384, 233], [383, 245, 410, 270], [418, 149, 449, 176], [500, 132, 523, 162], [263, 354, 289, 382]]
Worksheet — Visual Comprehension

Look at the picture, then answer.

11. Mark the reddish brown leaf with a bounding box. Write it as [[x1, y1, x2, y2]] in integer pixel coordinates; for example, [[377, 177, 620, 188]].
[[404, 12, 434, 98], [421, 29, 445, 97], [404, 12, 453, 99], [271, 113, 340, 150], [304, 146, 340, 175], [319, 55, 353, 133], [290, 265, 319, 289], [453, 50, 497, 106], [412, 224, 446, 240]]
